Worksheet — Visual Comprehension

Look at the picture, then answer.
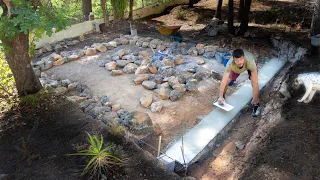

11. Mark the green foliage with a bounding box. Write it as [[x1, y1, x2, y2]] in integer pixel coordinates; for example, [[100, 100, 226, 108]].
[[67, 133, 123, 178], [51, 0, 83, 24], [111, 0, 128, 19], [107, 120, 126, 136], [0, 0, 70, 54], [0, 7, 3, 16], [176, 10, 187, 20], [20, 89, 52, 108], [0, 50, 17, 112]]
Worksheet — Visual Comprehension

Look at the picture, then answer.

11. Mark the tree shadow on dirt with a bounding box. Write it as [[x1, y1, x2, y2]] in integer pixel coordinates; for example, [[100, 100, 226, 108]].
[[0, 98, 180, 180]]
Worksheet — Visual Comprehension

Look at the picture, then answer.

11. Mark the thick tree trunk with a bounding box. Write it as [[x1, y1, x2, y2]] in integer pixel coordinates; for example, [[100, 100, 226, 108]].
[[129, 0, 134, 20], [2, 33, 42, 96], [100, 0, 108, 26], [215, 0, 223, 20], [82, 0, 92, 21], [238, 0, 251, 35], [311, 0, 320, 36], [228, 0, 235, 35], [238, 0, 244, 20], [189, 0, 201, 7]]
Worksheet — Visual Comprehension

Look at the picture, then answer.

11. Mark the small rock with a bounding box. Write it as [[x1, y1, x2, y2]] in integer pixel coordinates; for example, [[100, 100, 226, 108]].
[[43, 61, 53, 70], [51, 53, 62, 60], [142, 81, 157, 90], [68, 82, 79, 91], [168, 76, 180, 87], [111, 70, 123, 76], [116, 60, 128, 68], [148, 65, 158, 74], [123, 63, 138, 74], [54, 87, 68, 95], [139, 51, 149, 58], [182, 176, 196, 180], [87, 106, 111, 119], [61, 79, 71, 87], [135, 66, 149, 75], [196, 44, 205, 55], [101, 112, 119, 124], [188, 47, 198, 56], [172, 84, 186, 92], [133, 74, 149, 85], [140, 93, 153, 108], [112, 104, 121, 112], [186, 79, 198, 92], [142, 42, 149, 48], [69, 55, 79, 61], [40, 72, 49, 78], [169, 90, 184, 101], [105, 41, 117, 49], [204, 45, 219, 53], [159, 87, 170, 100], [157, 44, 166, 51], [53, 59, 65, 66], [67, 96, 87, 103], [85, 48, 97, 56], [150, 102, 164, 112], [195, 57, 205, 65], [44, 44, 53, 52], [95, 44, 107, 52], [79, 34, 85, 41], [174, 56, 184, 65], [114, 49, 126, 58], [148, 74, 163, 84], [235, 141, 245, 150], [279, 81, 291, 98], [105, 62, 116, 71]]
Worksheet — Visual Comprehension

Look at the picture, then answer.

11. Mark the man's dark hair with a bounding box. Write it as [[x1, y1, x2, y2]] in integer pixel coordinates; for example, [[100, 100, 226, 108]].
[[233, 49, 244, 58]]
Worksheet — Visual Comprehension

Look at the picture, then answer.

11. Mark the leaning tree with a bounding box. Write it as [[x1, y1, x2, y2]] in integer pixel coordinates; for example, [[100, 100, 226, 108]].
[[0, 0, 69, 96]]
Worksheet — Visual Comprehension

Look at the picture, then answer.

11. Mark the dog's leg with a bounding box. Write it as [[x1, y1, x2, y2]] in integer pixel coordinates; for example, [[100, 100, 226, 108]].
[[304, 89, 316, 103], [297, 82, 312, 102]]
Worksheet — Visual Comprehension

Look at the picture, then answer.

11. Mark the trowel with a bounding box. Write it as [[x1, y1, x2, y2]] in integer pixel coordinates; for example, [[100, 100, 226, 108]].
[[213, 100, 234, 111]]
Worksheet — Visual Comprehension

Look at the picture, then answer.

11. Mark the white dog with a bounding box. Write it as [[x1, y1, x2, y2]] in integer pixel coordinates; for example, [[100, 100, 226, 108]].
[[295, 72, 320, 103]]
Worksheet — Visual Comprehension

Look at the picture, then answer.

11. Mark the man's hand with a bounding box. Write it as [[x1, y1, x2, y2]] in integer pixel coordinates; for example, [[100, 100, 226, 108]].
[[218, 96, 225, 105]]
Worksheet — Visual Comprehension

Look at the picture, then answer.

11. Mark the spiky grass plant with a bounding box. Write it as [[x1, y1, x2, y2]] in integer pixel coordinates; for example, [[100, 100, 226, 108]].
[[68, 133, 123, 179]]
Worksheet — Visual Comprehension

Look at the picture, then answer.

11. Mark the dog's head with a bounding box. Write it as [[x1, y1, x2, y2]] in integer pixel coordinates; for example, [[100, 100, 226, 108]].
[[293, 75, 303, 89]]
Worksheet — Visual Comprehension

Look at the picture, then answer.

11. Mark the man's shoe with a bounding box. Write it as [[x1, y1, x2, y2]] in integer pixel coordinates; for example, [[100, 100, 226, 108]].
[[252, 105, 261, 117]]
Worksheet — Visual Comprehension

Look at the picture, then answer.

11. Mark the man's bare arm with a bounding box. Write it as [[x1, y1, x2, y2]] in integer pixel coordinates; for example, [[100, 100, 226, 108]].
[[219, 72, 230, 97]]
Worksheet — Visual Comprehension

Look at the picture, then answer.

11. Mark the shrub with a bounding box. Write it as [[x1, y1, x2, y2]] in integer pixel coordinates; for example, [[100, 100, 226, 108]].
[[67, 133, 122, 179]]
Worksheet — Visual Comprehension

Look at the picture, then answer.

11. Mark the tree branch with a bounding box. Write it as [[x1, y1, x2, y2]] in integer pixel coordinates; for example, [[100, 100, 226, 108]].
[[3, 0, 14, 18]]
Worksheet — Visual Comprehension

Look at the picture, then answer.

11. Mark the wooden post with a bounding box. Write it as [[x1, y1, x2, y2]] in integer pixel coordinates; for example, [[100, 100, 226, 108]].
[[157, 136, 162, 157]]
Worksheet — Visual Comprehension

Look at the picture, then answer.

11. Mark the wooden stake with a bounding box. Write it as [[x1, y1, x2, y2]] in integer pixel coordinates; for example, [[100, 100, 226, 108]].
[[157, 135, 162, 157]]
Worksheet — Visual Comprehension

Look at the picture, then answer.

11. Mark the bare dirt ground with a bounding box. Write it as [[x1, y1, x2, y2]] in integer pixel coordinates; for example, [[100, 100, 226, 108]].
[[1, 0, 319, 179]]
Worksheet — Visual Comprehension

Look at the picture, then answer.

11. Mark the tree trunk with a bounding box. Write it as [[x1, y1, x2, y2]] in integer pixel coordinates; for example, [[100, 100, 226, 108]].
[[82, 0, 92, 21], [311, 0, 320, 36], [238, 0, 244, 20], [189, 0, 201, 7], [2, 33, 42, 96], [129, 0, 134, 20], [238, 0, 251, 36], [111, 0, 117, 21], [215, 0, 223, 20], [100, 0, 108, 26], [228, 0, 235, 35]]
